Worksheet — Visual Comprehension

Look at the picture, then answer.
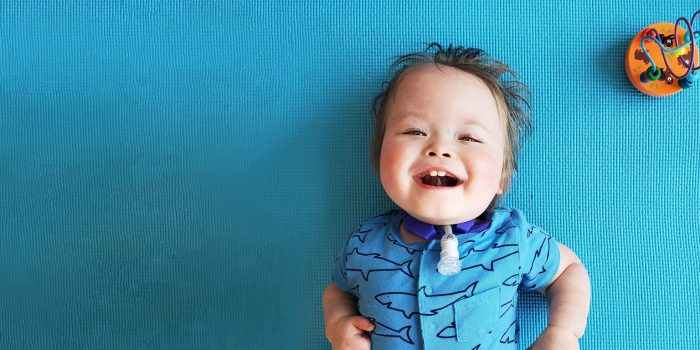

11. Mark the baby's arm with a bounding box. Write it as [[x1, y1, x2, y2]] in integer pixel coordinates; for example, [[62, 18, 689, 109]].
[[323, 282, 375, 350], [530, 243, 591, 350]]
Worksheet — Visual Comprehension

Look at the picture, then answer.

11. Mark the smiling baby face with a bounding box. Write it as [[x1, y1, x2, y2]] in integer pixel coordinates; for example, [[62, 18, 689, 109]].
[[379, 64, 506, 225]]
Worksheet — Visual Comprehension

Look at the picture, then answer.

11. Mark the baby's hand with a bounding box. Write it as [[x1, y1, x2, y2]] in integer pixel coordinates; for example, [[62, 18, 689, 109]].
[[528, 325, 580, 350], [326, 315, 374, 350]]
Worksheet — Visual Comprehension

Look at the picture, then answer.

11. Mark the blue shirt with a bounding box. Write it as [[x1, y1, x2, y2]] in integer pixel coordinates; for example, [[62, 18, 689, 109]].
[[331, 207, 560, 350]]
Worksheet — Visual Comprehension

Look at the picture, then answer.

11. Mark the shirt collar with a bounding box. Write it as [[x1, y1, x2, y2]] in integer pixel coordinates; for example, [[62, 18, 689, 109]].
[[402, 213, 491, 241]]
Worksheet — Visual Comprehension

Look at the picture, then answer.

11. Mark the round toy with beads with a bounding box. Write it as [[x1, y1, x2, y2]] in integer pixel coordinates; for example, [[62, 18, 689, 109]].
[[625, 10, 700, 97]]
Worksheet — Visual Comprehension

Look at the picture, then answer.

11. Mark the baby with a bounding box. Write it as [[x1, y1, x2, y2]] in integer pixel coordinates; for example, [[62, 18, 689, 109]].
[[322, 43, 590, 350]]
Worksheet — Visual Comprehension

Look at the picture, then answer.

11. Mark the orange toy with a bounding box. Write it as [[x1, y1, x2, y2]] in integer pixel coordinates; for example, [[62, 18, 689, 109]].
[[625, 18, 699, 97]]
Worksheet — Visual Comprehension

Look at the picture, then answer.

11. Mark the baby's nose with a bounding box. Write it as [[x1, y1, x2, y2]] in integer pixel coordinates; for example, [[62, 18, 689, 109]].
[[427, 151, 451, 158]]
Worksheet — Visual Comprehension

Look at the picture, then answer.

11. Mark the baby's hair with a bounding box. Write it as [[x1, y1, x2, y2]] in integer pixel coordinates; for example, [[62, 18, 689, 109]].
[[370, 43, 532, 211]]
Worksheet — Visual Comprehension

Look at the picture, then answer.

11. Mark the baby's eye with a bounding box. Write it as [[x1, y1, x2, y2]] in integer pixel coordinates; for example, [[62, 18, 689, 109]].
[[460, 135, 480, 143], [403, 129, 427, 136]]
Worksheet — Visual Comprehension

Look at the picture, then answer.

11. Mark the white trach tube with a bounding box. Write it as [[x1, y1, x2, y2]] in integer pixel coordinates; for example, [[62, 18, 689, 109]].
[[437, 225, 461, 275]]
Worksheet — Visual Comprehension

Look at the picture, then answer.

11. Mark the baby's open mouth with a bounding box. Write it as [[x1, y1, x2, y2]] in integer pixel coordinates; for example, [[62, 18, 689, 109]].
[[415, 169, 463, 188]]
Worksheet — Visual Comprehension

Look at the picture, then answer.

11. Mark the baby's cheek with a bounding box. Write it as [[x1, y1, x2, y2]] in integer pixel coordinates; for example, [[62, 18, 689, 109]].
[[379, 150, 406, 189], [379, 147, 402, 173], [471, 152, 503, 179]]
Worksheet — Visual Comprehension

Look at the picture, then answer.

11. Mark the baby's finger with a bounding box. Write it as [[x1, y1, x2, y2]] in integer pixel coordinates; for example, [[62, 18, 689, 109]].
[[348, 332, 372, 350], [331, 328, 372, 350], [350, 316, 375, 332], [333, 335, 371, 350]]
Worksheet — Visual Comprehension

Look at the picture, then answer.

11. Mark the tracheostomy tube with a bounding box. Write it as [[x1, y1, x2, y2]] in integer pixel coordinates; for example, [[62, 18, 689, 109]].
[[437, 225, 461, 275]]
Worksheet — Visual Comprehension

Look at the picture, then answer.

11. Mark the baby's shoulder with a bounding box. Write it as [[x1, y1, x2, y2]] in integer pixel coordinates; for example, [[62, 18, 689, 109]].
[[355, 209, 400, 231], [486, 206, 535, 235], [343, 209, 401, 248]]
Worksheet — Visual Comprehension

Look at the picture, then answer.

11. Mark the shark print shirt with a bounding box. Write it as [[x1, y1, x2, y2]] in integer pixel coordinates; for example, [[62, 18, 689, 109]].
[[331, 207, 560, 350]]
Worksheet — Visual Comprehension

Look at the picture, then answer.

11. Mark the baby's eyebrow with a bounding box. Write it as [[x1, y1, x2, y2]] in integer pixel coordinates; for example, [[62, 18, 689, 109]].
[[393, 112, 420, 120], [391, 113, 426, 125], [461, 120, 489, 132]]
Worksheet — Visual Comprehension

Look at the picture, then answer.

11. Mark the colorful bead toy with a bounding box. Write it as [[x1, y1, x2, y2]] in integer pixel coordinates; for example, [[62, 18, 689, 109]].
[[625, 10, 699, 97]]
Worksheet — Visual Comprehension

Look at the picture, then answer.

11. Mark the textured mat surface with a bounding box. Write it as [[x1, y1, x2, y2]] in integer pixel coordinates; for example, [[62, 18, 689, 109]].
[[1, 1, 698, 349]]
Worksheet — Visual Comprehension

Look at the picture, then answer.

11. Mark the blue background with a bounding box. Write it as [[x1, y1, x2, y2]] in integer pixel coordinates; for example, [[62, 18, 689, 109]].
[[1, 1, 698, 349]]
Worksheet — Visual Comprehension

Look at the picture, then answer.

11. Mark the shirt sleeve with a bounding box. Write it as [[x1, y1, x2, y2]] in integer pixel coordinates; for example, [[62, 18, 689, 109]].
[[513, 209, 561, 291], [331, 234, 357, 299]]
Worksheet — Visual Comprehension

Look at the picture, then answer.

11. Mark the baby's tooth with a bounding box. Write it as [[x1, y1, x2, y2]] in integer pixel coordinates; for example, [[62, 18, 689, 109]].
[[429, 170, 438, 176], [437, 171, 446, 177]]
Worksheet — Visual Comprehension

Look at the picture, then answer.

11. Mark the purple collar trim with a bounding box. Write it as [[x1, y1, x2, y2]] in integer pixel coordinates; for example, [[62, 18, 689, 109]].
[[402, 213, 491, 241]]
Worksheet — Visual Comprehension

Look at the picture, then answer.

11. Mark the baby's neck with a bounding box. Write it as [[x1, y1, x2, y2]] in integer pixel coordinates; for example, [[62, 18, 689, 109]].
[[399, 223, 429, 245]]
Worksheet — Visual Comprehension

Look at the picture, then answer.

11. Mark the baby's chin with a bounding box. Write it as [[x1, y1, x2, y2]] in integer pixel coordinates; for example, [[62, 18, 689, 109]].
[[402, 204, 483, 225]]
